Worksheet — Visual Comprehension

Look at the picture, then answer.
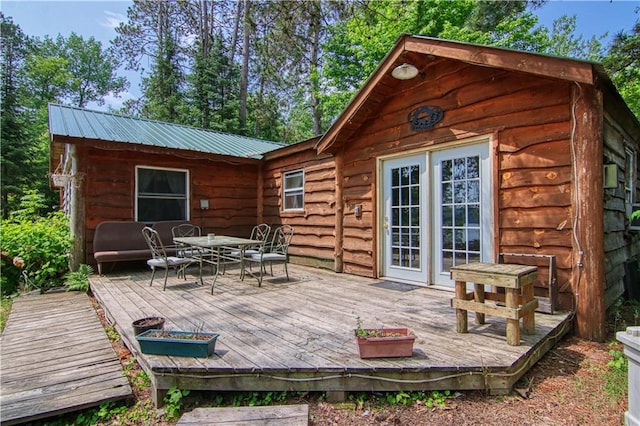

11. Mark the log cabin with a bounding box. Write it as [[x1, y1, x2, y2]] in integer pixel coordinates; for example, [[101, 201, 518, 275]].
[[49, 35, 640, 342]]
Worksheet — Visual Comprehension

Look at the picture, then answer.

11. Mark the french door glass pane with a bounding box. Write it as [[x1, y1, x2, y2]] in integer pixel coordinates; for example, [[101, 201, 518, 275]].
[[390, 164, 421, 269], [440, 154, 481, 272]]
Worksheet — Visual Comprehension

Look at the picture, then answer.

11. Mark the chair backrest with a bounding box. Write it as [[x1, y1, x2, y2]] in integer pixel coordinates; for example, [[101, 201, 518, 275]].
[[250, 224, 271, 247], [270, 225, 294, 255], [172, 223, 201, 238], [142, 226, 167, 259]]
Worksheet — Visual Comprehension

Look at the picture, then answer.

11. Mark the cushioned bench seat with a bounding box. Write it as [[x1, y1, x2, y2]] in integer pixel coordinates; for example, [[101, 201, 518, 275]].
[[93, 220, 191, 274]]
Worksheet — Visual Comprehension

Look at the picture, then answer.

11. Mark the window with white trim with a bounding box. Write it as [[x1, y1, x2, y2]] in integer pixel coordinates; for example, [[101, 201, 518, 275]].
[[136, 166, 189, 222], [283, 169, 304, 211]]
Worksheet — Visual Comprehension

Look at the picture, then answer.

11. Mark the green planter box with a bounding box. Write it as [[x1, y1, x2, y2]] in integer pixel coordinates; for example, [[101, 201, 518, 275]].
[[136, 330, 219, 358]]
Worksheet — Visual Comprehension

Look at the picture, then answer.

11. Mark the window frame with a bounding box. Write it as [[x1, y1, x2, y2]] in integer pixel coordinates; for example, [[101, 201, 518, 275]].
[[282, 169, 305, 211], [135, 165, 190, 222]]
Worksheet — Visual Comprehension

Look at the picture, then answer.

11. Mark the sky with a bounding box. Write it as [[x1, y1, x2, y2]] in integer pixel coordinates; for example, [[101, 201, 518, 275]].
[[2, 0, 639, 110]]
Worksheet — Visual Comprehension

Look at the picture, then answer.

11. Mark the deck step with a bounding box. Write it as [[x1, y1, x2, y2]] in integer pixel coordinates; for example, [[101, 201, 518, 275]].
[[177, 404, 309, 425]]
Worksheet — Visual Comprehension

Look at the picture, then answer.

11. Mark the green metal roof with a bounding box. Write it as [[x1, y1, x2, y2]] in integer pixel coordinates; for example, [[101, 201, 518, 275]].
[[48, 103, 284, 159]]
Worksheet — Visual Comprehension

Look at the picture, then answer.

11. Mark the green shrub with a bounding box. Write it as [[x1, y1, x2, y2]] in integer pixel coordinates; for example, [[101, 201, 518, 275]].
[[1, 210, 72, 294], [64, 264, 94, 292], [1, 297, 13, 332], [0, 252, 23, 296]]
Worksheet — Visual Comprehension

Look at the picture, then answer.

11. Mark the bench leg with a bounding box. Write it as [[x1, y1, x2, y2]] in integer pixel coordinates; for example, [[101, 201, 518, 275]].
[[455, 280, 468, 333], [505, 288, 520, 345], [474, 283, 485, 324], [522, 283, 536, 335]]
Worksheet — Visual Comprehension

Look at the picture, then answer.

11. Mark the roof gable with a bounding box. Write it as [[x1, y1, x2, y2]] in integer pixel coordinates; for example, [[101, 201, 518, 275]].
[[315, 35, 606, 154], [48, 104, 284, 159]]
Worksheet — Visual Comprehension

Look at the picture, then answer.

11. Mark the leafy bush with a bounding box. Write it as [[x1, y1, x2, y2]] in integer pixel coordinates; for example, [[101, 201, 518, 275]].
[[64, 264, 94, 292], [0, 252, 23, 296], [164, 386, 190, 420], [1, 209, 72, 294]]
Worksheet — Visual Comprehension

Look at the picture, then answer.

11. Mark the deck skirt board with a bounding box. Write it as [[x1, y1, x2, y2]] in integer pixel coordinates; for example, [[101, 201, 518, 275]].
[[0, 292, 133, 425], [90, 264, 571, 403]]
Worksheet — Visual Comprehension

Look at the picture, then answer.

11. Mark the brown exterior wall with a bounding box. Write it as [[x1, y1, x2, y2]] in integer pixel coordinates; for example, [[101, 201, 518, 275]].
[[79, 145, 260, 265], [603, 114, 640, 308], [262, 149, 336, 269], [337, 60, 577, 308]]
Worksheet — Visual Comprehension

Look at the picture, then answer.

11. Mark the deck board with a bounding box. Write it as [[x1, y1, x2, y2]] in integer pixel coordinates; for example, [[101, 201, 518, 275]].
[[90, 264, 572, 405], [177, 404, 309, 425], [0, 292, 133, 425]]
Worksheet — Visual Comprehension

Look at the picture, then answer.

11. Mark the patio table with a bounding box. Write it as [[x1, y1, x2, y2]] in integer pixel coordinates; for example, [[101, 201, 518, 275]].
[[173, 235, 261, 294]]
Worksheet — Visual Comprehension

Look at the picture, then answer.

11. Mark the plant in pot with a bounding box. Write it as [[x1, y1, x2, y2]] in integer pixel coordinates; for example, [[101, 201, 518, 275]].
[[135, 323, 219, 358], [132, 316, 166, 336], [354, 317, 416, 359]]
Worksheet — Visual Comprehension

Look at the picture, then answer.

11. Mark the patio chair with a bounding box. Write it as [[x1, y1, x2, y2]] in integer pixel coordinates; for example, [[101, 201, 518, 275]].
[[224, 223, 271, 273], [142, 226, 200, 291], [171, 223, 202, 258], [242, 225, 294, 286]]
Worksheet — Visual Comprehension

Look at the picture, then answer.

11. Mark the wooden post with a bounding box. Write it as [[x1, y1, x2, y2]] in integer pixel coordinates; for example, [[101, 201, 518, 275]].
[[455, 280, 468, 333], [505, 288, 520, 345], [572, 83, 606, 342], [334, 151, 344, 273], [522, 283, 536, 334], [69, 144, 86, 270], [474, 283, 485, 324]]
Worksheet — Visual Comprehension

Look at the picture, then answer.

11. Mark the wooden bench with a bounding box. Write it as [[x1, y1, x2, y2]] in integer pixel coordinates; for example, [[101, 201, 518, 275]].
[[450, 262, 538, 346]]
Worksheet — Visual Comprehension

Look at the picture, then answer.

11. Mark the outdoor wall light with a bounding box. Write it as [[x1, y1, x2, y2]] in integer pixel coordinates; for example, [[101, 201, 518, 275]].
[[200, 199, 209, 210], [391, 63, 419, 80]]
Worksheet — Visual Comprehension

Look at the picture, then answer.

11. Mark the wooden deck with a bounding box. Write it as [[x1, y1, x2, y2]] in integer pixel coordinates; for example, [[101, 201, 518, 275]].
[[0, 292, 133, 425], [90, 263, 573, 406]]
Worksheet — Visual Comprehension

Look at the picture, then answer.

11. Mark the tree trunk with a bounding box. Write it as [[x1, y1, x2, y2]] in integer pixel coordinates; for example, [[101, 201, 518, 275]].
[[239, 0, 251, 134], [309, 1, 322, 135], [229, 0, 242, 65]]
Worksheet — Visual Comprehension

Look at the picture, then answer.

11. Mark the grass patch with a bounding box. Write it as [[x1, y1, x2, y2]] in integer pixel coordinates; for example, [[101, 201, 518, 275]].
[[0, 297, 13, 332], [604, 344, 628, 402]]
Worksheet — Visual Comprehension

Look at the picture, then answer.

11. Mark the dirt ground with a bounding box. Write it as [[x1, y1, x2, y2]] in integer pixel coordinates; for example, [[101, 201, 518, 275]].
[[98, 298, 633, 426], [308, 335, 627, 425]]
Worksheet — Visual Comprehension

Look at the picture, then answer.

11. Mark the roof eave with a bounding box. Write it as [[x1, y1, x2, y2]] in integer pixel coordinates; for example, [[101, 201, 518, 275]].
[[315, 34, 410, 154], [50, 134, 264, 165]]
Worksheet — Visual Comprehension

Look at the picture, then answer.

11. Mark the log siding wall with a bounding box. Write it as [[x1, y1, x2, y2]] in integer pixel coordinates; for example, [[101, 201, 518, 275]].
[[80, 145, 260, 264], [337, 62, 578, 309], [262, 151, 336, 268]]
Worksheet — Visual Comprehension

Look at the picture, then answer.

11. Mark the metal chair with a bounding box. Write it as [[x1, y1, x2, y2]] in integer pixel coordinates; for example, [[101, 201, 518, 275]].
[[171, 223, 202, 258], [229, 224, 271, 257], [142, 226, 201, 290], [242, 225, 294, 286], [225, 224, 271, 273]]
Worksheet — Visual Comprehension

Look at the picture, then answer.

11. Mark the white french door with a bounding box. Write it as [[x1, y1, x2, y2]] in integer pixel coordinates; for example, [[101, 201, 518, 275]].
[[380, 141, 492, 287], [431, 143, 492, 287], [381, 155, 427, 283]]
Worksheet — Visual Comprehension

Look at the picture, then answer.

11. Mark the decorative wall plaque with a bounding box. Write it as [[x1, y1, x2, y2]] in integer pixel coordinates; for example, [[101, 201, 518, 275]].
[[407, 105, 444, 131]]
